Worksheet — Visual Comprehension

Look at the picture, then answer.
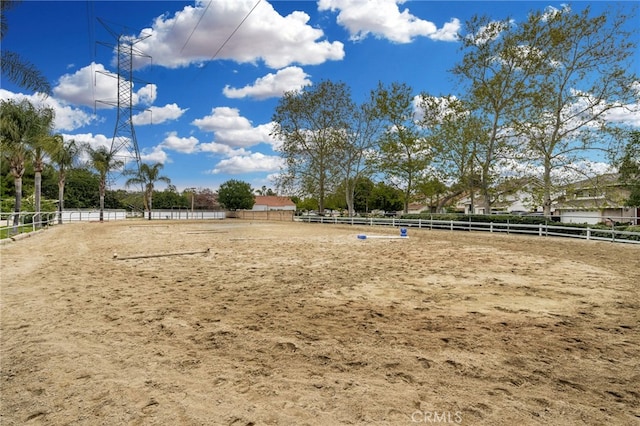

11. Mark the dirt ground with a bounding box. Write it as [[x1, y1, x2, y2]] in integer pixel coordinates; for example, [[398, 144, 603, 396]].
[[1, 220, 639, 425]]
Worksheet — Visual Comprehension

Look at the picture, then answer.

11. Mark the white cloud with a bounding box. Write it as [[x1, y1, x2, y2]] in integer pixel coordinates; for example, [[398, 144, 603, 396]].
[[53, 63, 115, 108], [61, 132, 111, 150], [223, 66, 312, 100], [210, 152, 284, 174], [602, 81, 640, 128], [58, 132, 111, 165], [133, 103, 188, 126], [199, 142, 250, 157], [605, 105, 640, 128], [53, 63, 157, 112], [191, 107, 276, 148], [0, 89, 94, 132], [502, 158, 615, 183], [159, 131, 199, 154], [318, 0, 460, 43], [132, 0, 344, 70], [134, 84, 157, 106], [141, 145, 170, 164]]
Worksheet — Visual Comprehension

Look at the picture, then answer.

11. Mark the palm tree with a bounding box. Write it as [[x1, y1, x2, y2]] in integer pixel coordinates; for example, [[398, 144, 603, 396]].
[[1, 0, 51, 95], [30, 109, 55, 228], [49, 135, 80, 224], [125, 163, 171, 220], [85, 146, 123, 222], [0, 99, 52, 232]]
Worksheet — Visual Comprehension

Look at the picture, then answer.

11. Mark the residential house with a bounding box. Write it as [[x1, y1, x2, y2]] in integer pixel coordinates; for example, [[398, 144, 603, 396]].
[[456, 191, 536, 215], [455, 178, 542, 215], [554, 173, 638, 225], [446, 174, 638, 224], [407, 203, 430, 215], [252, 196, 296, 211]]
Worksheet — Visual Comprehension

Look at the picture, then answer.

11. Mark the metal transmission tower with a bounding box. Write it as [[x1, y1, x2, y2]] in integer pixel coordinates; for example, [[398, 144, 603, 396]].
[[96, 19, 152, 178]]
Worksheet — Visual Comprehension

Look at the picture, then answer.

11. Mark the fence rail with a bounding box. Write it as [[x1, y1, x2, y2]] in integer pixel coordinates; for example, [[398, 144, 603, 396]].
[[0, 211, 58, 239], [0, 210, 227, 240], [296, 215, 640, 244], [3, 211, 639, 244]]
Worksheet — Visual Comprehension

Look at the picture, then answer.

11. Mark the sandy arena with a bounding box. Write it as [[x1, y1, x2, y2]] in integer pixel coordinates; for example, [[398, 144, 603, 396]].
[[1, 220, 639, 425]]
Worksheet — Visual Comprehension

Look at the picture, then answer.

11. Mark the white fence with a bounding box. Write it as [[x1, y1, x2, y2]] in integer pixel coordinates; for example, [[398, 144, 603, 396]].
[[296, 215, 640, 244], [60, 209, 128, 222], [0, 211, 59, 237], [146, 209, 225, 220], [0, 209, 227, 240]]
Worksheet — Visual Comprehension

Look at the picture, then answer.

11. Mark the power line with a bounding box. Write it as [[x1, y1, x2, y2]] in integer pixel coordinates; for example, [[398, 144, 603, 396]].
[[209, 0, 261, 62], [182, 0, 261, 86], [180, 0, 212, 54], [86, 0, 96, 115]]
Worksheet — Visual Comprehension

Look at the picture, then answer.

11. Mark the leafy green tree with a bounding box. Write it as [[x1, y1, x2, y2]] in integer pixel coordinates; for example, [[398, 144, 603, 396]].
[[369, 181, 404, 213], [29, 109, 55, 228], [255, 185, 276, 196], [296, 197, 317, 212], [327, 176, 374, 216], [512, 5, 638, 217], [418, 95, 485, 213], [0, 0, 51, 95], [218, 179, 255, 210], [153, 186, 189, 210], [104, 189, 130, 210], [38, 162, 57, 202], [414, 177, 449, 213], [335, 90, 382, 216], [63, 168, 100, 208], [0, 99, 53, 230], [353, 177, 375, 213], [85, 146, 123, 222], [273, 80, 354, 215], [370, 82, 432, 214], [124, 162, 171, 220], [453, 15, 540, 214], [617, 131, 640, 207]]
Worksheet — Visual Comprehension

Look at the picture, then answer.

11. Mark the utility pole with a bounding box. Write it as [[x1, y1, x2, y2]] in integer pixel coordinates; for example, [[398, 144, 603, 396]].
[[96, 18, 152, 180]]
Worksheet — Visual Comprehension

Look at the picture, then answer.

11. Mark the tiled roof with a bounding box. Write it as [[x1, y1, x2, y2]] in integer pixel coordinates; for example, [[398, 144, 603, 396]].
[[254, 196, 296, 207]]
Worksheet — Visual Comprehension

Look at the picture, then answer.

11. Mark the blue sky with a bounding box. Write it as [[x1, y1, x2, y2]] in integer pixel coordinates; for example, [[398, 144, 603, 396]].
[[1, 1, 638, 192]]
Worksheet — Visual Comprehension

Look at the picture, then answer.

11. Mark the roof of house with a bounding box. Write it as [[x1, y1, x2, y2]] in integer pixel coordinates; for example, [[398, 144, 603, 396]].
[[254, 196, 296, 207], [566, 173, 621, 189], [407, 203, 427, 211]]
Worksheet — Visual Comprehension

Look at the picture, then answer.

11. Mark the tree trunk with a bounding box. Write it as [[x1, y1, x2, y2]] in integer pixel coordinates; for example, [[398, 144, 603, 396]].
[[404, 175, 412, 214], [147, 192, 152, 220], [345, 183, 355, 217], [99, 178, 105, 222], [34, 170, 42, 229], [58, 180, 65, 225], [12, 176, 22, 234], [480, 165, 492, 214], [543, 162, 553, 218]]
